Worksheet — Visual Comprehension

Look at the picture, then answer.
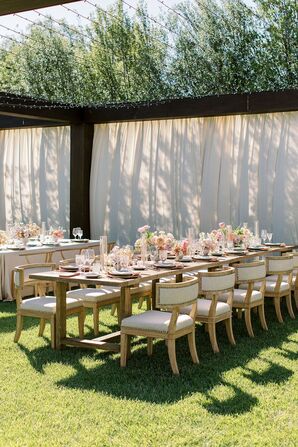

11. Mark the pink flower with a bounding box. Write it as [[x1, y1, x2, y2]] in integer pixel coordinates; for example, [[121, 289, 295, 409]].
[[138, 225, 150, 234], [219, 222, 225, 229]]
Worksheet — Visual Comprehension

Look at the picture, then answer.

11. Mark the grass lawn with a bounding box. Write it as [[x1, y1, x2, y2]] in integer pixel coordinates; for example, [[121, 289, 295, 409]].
[[0, 299, 297, 447]]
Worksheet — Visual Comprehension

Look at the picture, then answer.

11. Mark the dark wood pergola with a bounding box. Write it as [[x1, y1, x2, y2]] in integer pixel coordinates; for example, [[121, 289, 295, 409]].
[[0, 2, 298, 236]]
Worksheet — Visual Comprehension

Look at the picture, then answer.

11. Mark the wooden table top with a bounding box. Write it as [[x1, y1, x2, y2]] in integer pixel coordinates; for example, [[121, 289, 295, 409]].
[[30, 245, 295, 287]]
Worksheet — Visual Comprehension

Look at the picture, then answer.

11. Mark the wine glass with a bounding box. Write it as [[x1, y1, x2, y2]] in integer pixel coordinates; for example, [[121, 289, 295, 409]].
[[267, 232, 273, 243], [75, 254, 84, 272], [77, 228, 83, 240], [261, 229, 267, 244], [72, 227, 78, 239]]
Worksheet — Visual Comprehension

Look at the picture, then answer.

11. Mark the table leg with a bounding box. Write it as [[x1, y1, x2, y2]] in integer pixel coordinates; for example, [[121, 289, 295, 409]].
[[120, 286, 133, 358], [55, 281, 68, 350], [151, 279, 159, 309], [176, 273, 183, 283]]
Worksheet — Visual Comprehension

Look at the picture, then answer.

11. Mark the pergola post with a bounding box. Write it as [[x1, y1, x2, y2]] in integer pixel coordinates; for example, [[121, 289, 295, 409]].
[[70, 123, 94, 238]]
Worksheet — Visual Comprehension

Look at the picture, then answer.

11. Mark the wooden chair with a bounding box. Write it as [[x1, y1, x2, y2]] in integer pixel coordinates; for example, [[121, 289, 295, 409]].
[[14, 263, 85, 349], [120, 277, 199, 375], [266, 252, 298, 311], [182, 266, 236, 353], [218, 261, 268, 337], [239, 254, 294, 323]]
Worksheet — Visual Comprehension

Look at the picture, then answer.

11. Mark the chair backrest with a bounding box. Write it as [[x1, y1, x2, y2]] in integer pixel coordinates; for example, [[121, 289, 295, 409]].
[[14, 263, 56, 290], [198, 266, 235, 293], [156, 277, 198, 308], [235, 261, 266, 284], [292, 252, 298, 269], [266, 254, 293, 275]]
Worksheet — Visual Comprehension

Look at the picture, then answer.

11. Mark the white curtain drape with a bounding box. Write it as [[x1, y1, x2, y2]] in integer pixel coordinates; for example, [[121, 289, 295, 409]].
[[90, 112, 298, 244], [0, 126, 70, 232]]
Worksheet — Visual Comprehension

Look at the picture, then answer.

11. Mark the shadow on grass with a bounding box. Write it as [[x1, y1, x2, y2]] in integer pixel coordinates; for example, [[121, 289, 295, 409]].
[[15, 305, 297, 413], [0, 301, 41, 334]]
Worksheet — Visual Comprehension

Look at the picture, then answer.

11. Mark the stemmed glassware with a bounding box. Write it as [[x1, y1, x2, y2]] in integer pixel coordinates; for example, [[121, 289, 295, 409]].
[[72, 227, 78, 239], [261, 229, 267, 244], [267, 232, 273, 243], [77, 228, 83, 240]]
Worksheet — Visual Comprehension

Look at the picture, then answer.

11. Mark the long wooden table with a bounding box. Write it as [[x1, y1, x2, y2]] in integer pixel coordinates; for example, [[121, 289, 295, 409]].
[[29, 245, 295, 352]]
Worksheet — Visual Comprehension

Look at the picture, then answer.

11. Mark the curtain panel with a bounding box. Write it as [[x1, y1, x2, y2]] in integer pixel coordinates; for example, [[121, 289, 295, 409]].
[[90, 112, 298, 245], [0, 126, 70, 232]]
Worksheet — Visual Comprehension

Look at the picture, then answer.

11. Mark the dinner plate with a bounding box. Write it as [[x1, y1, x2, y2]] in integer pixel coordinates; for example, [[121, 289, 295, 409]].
[[264, 242, 283, 246], [7, 245, 25, 250], [109, 270, 139, 278], [42, 242, 60, 246], [60, 265, 79, 272], [133, 266, 146, 270], [84, 272, 100, 279], [192, 255, 217, 261], [154, 262, 176, 268], [225, 250, 247, 255], [73, 239, 90, 243], [248, 246, 266, 251], [181, 256, 192, 262]]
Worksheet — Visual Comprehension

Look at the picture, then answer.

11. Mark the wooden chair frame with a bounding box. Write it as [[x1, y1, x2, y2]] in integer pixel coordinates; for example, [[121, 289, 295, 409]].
[[14, 263, 85, 349], [265, 255, 294, 323], [120, 277, 199, 375], [233, 261, 267, 337], [195, 266, 236, 353]]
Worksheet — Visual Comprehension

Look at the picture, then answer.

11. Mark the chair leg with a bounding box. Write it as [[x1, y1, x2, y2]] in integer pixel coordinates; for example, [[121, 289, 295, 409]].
[[225, 317, 236, 346], [116, 304, 121, 325], [38, 318, 46, 336], [237, 309, 243, 319], [147, 337, 153, 356], [286, 293, 295, 319], [244, 308, 254, 337], [274, 296, 283, 323], [208, 322, 219, 353], [78, 309, 85, 338], [111, 303, 117, 316], [138, 297, 145, 309], [146, 295, 152, 310], [258, 304, 268, 331], [14, 314, 23, 343], [120, 333, 128, 367], [188, 330, 199, 364], [50, 316, 56, 349], [294, 289, 298, 311], [93, 305, 99, 336], [167, 339, 179, 375]]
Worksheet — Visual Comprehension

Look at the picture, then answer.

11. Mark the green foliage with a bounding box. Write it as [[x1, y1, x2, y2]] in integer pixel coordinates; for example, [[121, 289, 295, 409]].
[[0, 0, 297, 104], [0, 300, 298, 446]]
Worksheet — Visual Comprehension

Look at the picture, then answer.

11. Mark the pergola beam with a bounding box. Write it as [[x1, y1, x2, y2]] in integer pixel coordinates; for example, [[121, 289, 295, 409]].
[[0, 1, 81, 16]]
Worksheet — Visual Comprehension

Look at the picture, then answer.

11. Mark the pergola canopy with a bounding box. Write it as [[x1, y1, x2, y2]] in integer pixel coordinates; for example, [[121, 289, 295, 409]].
[[0, 1, 80, 16]]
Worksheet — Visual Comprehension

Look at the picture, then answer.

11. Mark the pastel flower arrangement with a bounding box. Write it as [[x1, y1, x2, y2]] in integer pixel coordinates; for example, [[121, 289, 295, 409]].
[[0, 230, 8, 245], [135, 226, 175, 251], [199, 233, 217, 253], [212, 222, 252, 246], [173, 239, 189, 256], [50, 228, 64, 239], [13, 222, 40, 239]]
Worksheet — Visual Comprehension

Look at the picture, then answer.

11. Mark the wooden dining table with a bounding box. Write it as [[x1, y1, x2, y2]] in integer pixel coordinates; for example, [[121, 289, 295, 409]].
[[29, 245, 295, 352]]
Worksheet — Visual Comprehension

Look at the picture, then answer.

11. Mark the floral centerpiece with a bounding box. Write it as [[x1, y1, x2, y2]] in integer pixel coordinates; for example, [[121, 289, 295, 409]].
[[107, 245, 133, 270], [173, 239, 189, 259], [211, 222, 252, 248], [12, 222, 40, 240], [0, 230, 8, 245], [199, 232, 217, 255], [49, 227, 64, 240]]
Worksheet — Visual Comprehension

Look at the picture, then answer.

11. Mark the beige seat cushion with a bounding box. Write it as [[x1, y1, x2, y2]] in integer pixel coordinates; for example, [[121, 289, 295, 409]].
[[181, 299, 231, 317], [239, 281, 290, 293], [67, 287, 120, 302], [266, 274, 296, 286], [219, 289, 262, 305], [20, 296, 82, 313], [121, 310, 193, 332]]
